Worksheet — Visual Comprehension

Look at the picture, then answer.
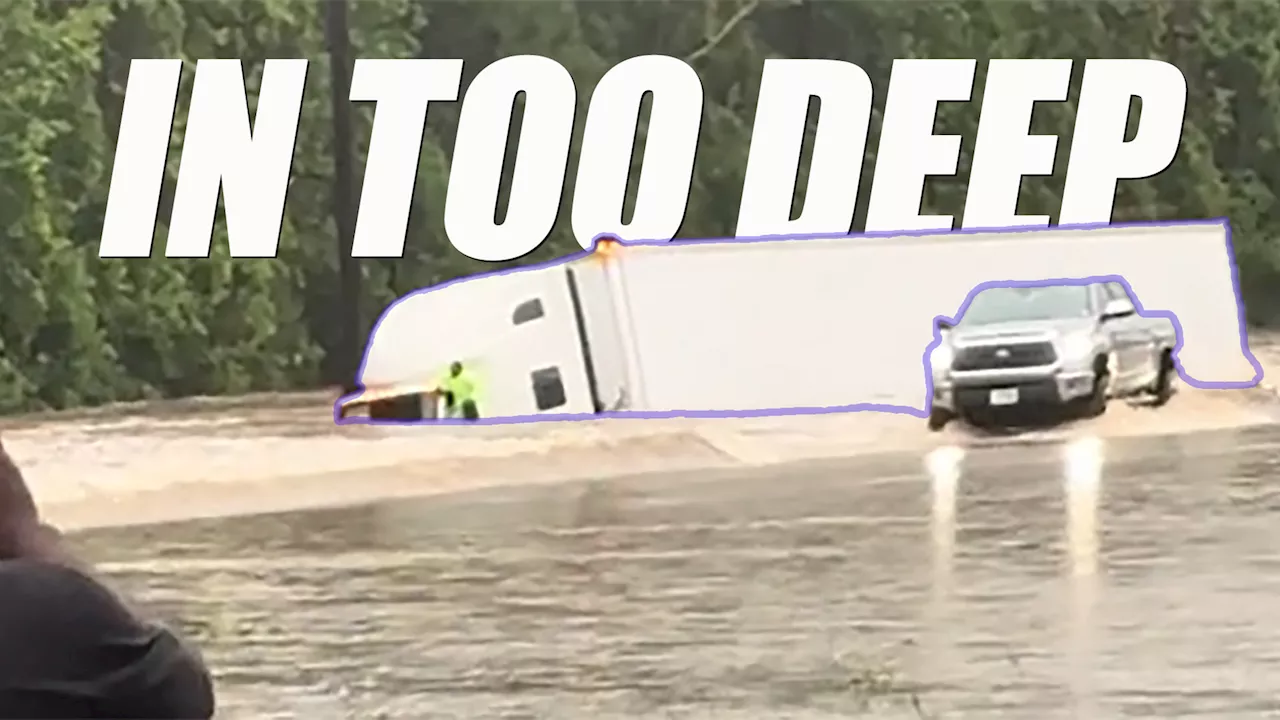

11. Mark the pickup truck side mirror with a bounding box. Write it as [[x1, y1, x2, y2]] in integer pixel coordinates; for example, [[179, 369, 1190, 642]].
[[1101, 297, 1136, 321], [936, 319, 953, 331]]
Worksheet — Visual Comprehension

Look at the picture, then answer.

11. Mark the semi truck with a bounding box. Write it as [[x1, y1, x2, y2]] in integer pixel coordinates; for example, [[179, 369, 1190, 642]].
[[336, 220, 1255, 423]]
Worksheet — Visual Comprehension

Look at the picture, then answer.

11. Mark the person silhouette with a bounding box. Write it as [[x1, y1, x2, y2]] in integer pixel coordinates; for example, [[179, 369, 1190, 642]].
[[0, 437, 214, 718], [438, 361, 480, 421]]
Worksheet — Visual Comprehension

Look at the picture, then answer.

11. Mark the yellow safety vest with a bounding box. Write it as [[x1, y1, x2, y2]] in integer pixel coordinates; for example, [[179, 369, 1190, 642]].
[[439, 370, 478, 403]]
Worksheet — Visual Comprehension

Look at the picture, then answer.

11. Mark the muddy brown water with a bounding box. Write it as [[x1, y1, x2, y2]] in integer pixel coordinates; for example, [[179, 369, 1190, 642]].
[[66, 423, 1280, 719]]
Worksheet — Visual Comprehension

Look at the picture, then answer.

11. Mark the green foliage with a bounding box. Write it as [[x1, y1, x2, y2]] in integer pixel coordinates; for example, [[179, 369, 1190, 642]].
[[0, 0, 1276, 413]]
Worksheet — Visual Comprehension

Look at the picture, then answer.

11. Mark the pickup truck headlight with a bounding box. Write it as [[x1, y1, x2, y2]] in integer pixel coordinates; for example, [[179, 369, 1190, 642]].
[[930, 343, 954, 372], [1060, 333, 1096, 361]]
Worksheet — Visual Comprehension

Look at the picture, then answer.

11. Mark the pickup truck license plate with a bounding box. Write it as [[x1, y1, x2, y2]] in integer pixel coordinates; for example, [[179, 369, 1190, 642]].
[[989, 388, 1019, 406]]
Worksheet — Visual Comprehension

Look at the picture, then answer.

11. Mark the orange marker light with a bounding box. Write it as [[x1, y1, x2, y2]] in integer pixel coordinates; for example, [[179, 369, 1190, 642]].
[[591, 236, 622, 262]]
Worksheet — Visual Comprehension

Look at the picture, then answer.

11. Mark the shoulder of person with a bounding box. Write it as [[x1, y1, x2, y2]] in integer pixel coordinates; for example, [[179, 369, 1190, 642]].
[[0, 560, 216, 719], [0, 556, 87, 585], [0, 558, 127, 625]]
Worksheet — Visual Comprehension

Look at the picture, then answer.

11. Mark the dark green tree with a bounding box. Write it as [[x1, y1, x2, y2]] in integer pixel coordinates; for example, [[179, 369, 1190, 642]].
[[0, 0, 1273, 413]]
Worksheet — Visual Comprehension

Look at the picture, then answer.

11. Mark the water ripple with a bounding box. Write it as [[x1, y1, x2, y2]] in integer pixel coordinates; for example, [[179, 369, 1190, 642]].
[[71, 428, 1280, 719]]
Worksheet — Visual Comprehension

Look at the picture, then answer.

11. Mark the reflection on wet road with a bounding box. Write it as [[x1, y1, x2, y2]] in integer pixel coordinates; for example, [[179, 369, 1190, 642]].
[[74, 425, 1280, 719]]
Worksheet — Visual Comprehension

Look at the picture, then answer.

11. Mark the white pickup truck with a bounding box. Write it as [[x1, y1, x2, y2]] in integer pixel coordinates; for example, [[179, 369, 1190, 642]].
[[927, 282, 1179, 430]]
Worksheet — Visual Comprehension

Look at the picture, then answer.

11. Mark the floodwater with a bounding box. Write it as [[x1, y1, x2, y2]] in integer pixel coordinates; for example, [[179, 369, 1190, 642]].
[[71, 423, 1280, 719]]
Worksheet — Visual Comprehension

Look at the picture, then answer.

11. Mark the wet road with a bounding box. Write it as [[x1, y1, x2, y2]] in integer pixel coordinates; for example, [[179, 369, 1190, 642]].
[[73, 424, 1280, 719]]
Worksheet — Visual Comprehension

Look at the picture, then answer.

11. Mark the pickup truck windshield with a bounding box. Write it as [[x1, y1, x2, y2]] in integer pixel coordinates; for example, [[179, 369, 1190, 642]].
[[959, 285, 1093, 326]]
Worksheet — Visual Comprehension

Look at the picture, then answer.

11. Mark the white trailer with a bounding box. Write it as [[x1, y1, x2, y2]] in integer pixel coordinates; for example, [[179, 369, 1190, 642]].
[[338, 221, 1256, 422]]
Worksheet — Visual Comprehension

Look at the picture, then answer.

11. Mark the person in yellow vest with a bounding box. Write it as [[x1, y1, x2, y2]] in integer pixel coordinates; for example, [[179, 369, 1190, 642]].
[[438, 361, 480, 420]]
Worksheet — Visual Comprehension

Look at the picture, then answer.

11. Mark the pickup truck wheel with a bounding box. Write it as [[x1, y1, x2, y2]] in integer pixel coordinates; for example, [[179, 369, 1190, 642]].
[[1081, 357, 1110, 418], [1150, 350, 1176, 407], [927, 407, 952, 432]]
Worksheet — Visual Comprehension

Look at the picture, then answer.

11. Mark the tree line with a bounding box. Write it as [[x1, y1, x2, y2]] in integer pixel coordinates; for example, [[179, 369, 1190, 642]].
[[3, 0, 1277, 413]]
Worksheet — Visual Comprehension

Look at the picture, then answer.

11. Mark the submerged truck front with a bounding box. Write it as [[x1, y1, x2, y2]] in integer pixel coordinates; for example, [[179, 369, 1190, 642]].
[[342, 262, 600, 420]]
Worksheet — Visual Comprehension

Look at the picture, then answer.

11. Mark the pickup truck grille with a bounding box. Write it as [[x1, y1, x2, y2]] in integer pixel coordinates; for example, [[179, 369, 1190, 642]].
[[952, 341, 1057, 371]]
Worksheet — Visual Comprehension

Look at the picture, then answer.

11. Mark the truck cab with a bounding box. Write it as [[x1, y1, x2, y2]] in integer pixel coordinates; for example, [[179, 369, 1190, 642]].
[[340, 263, 603, 421]]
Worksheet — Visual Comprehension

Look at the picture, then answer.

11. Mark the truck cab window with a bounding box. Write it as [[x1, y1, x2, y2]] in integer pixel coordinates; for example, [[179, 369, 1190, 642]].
[[530, 367, 567, 411], [512, 299, 545, 325]]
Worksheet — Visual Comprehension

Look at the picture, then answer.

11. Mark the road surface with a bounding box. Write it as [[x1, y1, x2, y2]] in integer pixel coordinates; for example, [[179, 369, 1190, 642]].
[[72, 423, 1280, 719]]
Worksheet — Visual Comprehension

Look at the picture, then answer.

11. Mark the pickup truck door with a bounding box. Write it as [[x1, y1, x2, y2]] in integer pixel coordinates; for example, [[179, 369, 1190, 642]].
[[1099, 282, 1155, 390]]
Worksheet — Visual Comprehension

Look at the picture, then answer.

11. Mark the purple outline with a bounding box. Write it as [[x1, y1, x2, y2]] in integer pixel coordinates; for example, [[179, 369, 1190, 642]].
[[334, 217, 1263, 426]]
